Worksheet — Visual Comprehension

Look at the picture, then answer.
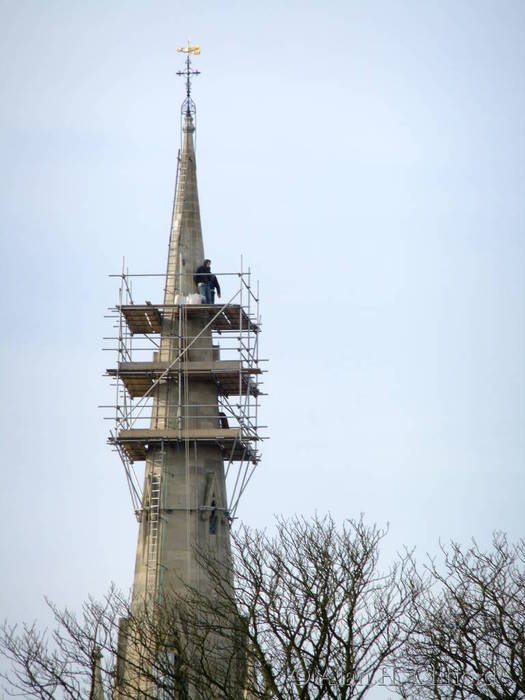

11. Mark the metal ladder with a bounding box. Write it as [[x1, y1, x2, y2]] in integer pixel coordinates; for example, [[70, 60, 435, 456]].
[[145, 463, 162, 599]]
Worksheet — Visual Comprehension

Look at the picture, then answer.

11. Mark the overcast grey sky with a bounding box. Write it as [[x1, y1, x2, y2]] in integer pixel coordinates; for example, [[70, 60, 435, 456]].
[[1, 0, 524, 636]]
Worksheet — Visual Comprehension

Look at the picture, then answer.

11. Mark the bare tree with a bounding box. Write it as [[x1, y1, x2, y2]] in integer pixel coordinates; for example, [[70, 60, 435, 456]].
[[0, 585, 121, 700], [0, 585, 201, 700], [181, 514, 421, 699], [0, 515, 420, 699], [396, 533, 525, 700]]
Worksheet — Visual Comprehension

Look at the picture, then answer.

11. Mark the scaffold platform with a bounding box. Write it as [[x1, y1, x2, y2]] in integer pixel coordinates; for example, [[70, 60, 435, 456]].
[[119, 303, 258, 335], [106, 360, 261, 398], [110, 428, 259, 464]]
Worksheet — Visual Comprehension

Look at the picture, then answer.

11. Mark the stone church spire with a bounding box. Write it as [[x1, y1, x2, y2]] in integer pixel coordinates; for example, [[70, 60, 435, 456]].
[[164, 111, 204, 303], [109, 45, 264, 698], [164, 42, 204, 303]]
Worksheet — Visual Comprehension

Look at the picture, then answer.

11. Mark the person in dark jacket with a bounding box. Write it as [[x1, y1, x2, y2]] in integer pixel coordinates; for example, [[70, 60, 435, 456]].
[[194, 259, 221, 304]]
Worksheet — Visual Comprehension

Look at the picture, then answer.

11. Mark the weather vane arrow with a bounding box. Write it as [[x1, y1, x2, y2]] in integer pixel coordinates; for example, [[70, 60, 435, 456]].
[[176, 39, 200, 56]]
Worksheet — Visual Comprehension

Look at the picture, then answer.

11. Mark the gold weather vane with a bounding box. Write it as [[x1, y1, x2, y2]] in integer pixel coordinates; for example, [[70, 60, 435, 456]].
[[176, 40, 201, 113], [176, 39, 200, 56]]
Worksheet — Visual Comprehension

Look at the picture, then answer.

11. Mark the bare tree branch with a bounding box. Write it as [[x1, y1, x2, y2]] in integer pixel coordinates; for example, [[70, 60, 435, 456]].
[[396, 533, 525, 699]]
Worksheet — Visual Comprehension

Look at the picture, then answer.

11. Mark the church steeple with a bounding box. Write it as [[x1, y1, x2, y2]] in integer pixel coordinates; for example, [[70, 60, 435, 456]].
[[164, 112, 204, 303], [165, 43, 203, 303], [108, 47, 264, 697]]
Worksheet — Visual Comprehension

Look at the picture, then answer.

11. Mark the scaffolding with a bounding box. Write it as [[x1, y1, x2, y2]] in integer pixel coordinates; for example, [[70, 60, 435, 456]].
[[103, 264, 266, 524]]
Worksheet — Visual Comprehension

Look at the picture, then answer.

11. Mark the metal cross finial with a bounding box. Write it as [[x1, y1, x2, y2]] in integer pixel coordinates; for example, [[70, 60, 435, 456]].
[[176, 40, 201, 112]]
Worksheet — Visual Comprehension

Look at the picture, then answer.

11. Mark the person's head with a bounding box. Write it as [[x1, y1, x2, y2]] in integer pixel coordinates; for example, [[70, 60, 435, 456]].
[[204, 259, 211, 269]]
